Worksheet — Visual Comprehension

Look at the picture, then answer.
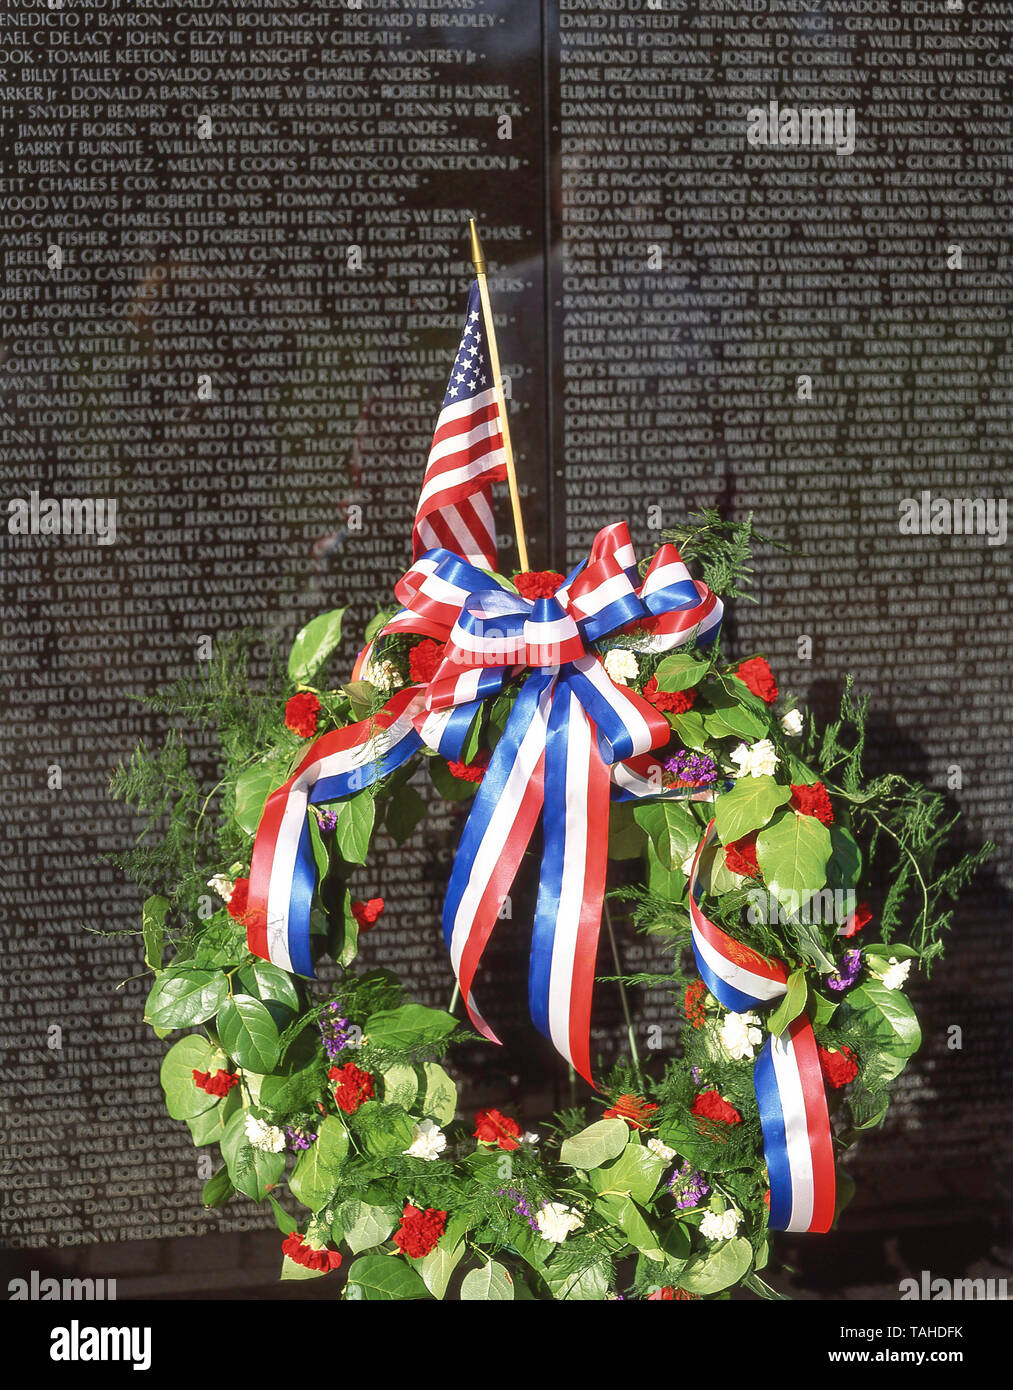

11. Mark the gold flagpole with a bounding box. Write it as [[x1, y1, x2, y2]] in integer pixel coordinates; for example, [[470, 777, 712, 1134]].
[[469, 218, 530, 573]]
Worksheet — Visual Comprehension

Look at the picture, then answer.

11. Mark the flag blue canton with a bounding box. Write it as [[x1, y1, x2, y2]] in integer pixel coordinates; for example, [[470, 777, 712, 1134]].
[[442, 283, 492, 407]]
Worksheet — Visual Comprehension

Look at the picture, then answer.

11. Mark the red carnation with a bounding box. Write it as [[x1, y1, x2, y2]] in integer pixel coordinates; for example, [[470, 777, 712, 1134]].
[[642, 676, 696, 715], [393, 1203, 447, 1259], [281, 1232, 342, 1273], [603, 1093, 659, 1131], [409, 638, 444, 685], [225, 877, 251, 922], [351, 897, 384, 932], [684, 979, 707, 1028], [647, 1286, 698, 1300], [735, 657, 779, 704], [474, 1107, 523, 1150], [329, 1062, 374, 1114], [818, 1043, 859, 1089], [841, 901, 872, 938], [691, 1090, 742, 1125], [192, 1068, 241, 1097], [285, 691, 321, 739], [790, 781, 834, 825], [447, 750, 490, 784], [724, 833, 760, 878], [513, 570, 565, 601]]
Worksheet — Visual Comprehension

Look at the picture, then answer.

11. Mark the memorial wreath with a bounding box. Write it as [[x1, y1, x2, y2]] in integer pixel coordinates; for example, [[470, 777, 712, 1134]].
[[111, 240, 987, 1299], [111, 507, 987, 1301]]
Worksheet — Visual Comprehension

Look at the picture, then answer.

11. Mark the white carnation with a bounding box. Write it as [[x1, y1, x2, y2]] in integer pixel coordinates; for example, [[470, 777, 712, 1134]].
[[875, 957, 911, 991], [718, 1010, 764, 1062], [521, 1131, 540, 1146], [603, 648, 639, 686], [244, 1115, 286, 1153], [647, 1137, 676, 1163], [700, 1207, 741, 1242], [207, 874, 235, 903], [363, 657, 403, 693], [729, 738, 780, 779], [781, 708, 804, 736], [403, 1118, 447, 1162], [535, 1202, 584, 1244]]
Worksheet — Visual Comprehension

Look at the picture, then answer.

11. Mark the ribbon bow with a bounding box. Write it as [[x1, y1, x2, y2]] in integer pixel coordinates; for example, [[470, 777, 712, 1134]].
[[383, 522, 722, 1084], [688, 823, 836, 1232], [245, 523, 722, 1086]]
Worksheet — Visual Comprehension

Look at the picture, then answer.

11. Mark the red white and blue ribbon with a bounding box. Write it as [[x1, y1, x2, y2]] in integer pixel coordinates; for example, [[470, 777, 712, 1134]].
[[246, 689, 425, 976], [689, 821, 836, 1233], [246, 521, 722, 1087]]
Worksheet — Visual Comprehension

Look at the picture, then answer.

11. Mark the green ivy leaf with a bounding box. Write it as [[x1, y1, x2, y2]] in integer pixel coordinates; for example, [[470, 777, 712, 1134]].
[[345, 1255, 430, 1301], [544, 1259, 611, 1301], [234, 762, 281, 836], [217, 994, 281, 1073], [420, 1062, 458, 1125], [460, 1260, 515, 1300], [668, 710, 709, 751], [590, 1142, 666, 1204], [381, 1062, 418, 1109], [767, 968, 808, 1036], [186, 1088, 240, 1146], [335, 1200, 399, 1254], [365, 1004, 457, 1050], [160, 1035, 217, 1120], [756, 809, 832, 912], [334, 792, 375, 865], [679, 1236, 753, 1294], [559, 1118, 629, 1170], [288, 607, 346, 684], [237, 960, 300, 1012], [633, 800, 699, 871], [428, 757, 478, 801], [220, 1109, 285, 1201], [847, 980, 921, 1059], [385, 785, 426, 845], [290, 1115, 350, 1209], [414, 1214, 468, 1299], [645, 839, 687, 900], [826, 824, 862, 891], [608, 801, 646, 860], [142, 894, 168, 972], [654, 652, 708, 692], [703, 703, 767, 741], [201, 1166, 234, 1209], [595, 1194, 665, 1263], [267, 1192, 300, 1234], [714, 776, 791, 844], [144, 969, 229, 1031]]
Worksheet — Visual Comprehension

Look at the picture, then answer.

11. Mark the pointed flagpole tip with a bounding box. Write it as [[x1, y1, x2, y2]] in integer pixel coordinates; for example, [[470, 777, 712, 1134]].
[[468, 217, 486, 275]]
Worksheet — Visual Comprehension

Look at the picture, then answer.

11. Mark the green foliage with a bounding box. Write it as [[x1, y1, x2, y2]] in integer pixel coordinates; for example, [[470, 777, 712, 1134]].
[[660, 509, 788, 602], [108, 541, 987, 1304]]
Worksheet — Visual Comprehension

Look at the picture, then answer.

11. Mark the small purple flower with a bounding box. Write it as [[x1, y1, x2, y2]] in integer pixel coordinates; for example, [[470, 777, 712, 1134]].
[[691, 1065, 702, 1085], [317, 809, 338, 833], [285, 1125, 317, 1152], [663, 750, 717, 787], [826, 948, 862, 994], [496, 1186, 539, 1231], [669, 1160, 710, 1210], [319, 1001, 354, 1061]]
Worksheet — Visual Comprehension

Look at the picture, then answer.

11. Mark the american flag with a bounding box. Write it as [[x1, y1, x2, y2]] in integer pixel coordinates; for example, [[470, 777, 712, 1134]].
[[412, 281, 507, 569]]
